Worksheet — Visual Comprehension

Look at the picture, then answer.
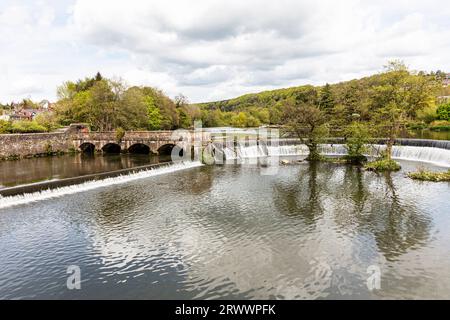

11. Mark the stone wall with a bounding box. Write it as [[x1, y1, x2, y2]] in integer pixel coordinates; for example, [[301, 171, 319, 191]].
[[0, 129, 212, 160], [0, 132, 72, 159]]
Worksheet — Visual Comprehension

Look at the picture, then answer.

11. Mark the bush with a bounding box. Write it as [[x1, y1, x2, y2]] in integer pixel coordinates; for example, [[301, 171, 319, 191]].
[[0, 120, 12, 133], [365, 159, 401, 172], [416, 105, 438, 123], [10, 120, 47, 133], [34, 112, 60, 131], [408, 168, 450, 182], [429, 120, 450, 131], [437, 103, 450, 121], [115, 127, 126, 142], [344, 122, 370, 164]]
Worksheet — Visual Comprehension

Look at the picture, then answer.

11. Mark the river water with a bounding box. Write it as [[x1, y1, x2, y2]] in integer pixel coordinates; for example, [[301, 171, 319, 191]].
[[0, 154, 171, 189], [0, 155, 449, 299]]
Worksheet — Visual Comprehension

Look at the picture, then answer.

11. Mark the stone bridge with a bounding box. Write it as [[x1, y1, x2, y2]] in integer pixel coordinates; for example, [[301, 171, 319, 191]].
[[72, 130, 212, 155]]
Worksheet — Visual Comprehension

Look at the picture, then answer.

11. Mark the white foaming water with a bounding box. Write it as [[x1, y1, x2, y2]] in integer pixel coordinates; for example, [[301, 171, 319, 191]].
[[0, 161, 203, 209], [225, 143, 450, 167]]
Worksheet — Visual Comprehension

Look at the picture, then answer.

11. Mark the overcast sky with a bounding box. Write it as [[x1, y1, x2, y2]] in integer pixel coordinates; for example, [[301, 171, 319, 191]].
[[0, 0, 449, 103]]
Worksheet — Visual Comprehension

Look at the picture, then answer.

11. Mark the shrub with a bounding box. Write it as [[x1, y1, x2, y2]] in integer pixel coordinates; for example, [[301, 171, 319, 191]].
[[344, 122, 370, 164], [416, 105, 438, 123], [115, 127, 126, 142], [0, 120, 12, 133], [429, 120, 450, 131], [10, 120, 47, 133], [437, 103, 450, 121], [365, 159, 401, 172], [34, 112, 60, 131], [408, 168, 450, 182]]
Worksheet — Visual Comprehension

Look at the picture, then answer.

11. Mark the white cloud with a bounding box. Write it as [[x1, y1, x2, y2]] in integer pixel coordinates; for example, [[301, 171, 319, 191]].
[[0, 0, 449, 103]]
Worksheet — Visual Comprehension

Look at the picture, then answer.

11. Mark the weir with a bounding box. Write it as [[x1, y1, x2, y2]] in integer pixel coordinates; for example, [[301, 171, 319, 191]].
[[0, 161, 203, 208], [212, 139, 450, 167]]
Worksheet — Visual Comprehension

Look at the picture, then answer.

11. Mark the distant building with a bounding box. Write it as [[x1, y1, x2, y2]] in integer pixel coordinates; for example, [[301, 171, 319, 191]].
[[444, 73, 450, 86], [39, 100, 52, 110], [0, 113, 11, 121], [6, 99, 54, 121], [437, 96, 450, 104]]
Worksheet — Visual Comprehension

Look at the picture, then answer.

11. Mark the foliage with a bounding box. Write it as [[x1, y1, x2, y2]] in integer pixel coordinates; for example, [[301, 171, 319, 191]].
[[0, 120, 12, 133], [343, 122, 371, 164], [429, 120, 450, 131], [365, 159, 401, 172], [318, 83, 335, 111], [282, 96, 329, 161], [54, 74, 180, 131], [408, 168, 450, 182], [198, 62, 441, 134], [115, 127, 125, 143], [436, 103, 450, 121], [34, 112, 60, 131], [10, 120, 47, 133], [416, 105, 438, 123], [370, 61, 438, 161]]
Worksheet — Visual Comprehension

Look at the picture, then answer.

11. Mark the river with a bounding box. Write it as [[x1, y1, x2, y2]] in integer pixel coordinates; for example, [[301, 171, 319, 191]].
[[0, 152, 449, 299]]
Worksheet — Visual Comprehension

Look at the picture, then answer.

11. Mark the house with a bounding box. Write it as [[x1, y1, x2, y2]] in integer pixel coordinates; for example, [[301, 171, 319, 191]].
[[39, 100, 52, 110], [444, 73, 450, 87], [0, 113, 11, 121]]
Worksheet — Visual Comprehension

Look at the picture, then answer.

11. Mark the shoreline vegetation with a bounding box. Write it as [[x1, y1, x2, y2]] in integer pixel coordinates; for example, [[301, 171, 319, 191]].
[[408, 168, 450, 182], [1, 61, 449, 176]]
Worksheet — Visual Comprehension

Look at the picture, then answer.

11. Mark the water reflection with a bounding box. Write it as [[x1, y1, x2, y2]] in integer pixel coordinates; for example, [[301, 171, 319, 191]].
[[0, 153, 171, 188], [0, 160, 447, 299]]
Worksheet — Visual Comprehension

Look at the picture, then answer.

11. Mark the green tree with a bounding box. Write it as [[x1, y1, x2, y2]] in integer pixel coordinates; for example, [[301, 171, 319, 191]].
[[231, 112, 248, 128], [437, 102, 450, 121], [319, 83, 335, 111], [344, 122, 371, 164], [34, 112, 59, 131], [0, 120, 12, 133], [142, 94, 163, 130], [283, 98, 329, 161], [370, 61, 437, 162]]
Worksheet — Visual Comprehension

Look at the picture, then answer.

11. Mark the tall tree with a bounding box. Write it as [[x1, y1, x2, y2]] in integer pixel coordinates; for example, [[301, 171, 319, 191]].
[[283, 98, 329, 161], [319, 83, 335, 111], [371, 61, 437, 161]]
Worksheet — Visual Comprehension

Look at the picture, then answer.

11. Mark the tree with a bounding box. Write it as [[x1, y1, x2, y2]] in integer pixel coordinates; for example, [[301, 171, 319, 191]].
[[318, 83, 335, 111], [231, 112, 248, 128], [54, 77, 180, 131], [344, 122, 371, 164], [283, 98, 329, 161], [370, 61, 437, 162], [437, 102, 450, 121], [34, 112, 60, 131]]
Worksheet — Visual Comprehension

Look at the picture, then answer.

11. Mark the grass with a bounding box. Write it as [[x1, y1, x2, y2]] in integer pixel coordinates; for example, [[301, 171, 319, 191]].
[[408, 169, 450, 182], [429, 125, 450, 132], [365, 159, 401, 172]]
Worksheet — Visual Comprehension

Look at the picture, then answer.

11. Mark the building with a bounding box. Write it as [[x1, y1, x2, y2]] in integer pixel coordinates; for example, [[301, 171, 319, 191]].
[[444, 73, 450, 87], [0, 113, 11, 121]]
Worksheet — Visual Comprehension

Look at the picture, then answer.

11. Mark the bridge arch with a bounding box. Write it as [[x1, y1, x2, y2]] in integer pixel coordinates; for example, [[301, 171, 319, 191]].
[[158, 143, 184, 157], [128, 143, 151, 155], [79, 142, 95, 154], [102, 143, 121, 154]]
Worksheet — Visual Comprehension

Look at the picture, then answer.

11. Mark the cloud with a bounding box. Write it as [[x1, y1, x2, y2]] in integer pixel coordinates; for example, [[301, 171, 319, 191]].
[[0, 0, 449, 103]]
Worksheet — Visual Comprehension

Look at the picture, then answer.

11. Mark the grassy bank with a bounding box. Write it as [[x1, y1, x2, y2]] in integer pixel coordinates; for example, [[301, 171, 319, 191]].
[[408, 169, 450, 182]]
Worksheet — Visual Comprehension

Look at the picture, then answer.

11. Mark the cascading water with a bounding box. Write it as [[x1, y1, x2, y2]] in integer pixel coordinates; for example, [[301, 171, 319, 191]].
[[0, 161, 203, 209], [212, 139, 450, 167]]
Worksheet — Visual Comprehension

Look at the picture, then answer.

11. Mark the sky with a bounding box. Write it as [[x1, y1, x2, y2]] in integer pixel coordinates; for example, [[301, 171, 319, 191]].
[[0, 0, 449, 103]]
